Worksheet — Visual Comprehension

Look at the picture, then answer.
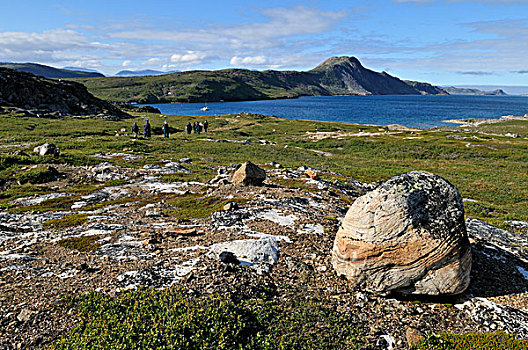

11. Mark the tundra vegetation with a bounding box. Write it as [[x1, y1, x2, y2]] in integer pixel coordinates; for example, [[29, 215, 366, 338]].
[[0, 110, 527, 349]]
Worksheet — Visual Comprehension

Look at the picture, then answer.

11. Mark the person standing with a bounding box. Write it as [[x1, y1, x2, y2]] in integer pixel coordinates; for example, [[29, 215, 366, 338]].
[[131, 122, 139, 138], [143, 119, 151, 138], [186, 122, 192, 135], [203, 120, 208, 133], [162, 120, 170, 138]]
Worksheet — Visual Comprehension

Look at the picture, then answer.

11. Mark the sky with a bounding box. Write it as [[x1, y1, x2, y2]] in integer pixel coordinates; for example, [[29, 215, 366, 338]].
[[1, 0, 527, 87]]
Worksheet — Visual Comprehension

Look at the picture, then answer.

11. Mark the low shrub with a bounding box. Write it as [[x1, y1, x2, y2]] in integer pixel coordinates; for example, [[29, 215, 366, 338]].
[[49, 288, 364, 350], [413, 330, 528, 349]]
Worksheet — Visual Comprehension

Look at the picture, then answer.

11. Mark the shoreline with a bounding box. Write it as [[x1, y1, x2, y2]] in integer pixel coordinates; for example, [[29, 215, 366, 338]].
[[443, 114, 528, 127]]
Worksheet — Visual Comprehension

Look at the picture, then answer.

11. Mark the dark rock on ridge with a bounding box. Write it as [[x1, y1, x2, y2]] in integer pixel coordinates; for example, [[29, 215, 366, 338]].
[[0, 67, 128, 118]]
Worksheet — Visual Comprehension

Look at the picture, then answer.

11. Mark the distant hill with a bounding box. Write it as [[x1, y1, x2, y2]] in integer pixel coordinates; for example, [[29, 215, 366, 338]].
[[443, 86, 508, 96], [115, 69, 179, 77], [73, 56, 447, 104], [0, 63, 104, 79], [63, 66, 104, 74], [0, 67, 127, 118]]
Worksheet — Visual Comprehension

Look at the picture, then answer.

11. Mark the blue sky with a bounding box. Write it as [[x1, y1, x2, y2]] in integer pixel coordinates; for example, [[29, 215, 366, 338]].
[[1, 0, 527, 86]]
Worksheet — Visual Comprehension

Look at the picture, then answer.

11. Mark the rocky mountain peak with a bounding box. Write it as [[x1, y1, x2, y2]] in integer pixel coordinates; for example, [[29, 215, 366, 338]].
[[312, 56, 363, 72]]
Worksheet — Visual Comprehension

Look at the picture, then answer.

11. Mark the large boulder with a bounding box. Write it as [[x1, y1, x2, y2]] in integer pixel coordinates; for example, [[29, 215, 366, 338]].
[[332, 171, 471, 296], [231, 161, 266, 186]]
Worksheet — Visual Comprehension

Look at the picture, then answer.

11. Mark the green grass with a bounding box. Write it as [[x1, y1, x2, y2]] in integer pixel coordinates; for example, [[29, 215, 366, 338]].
[[412, 331, 528, 349], [0, 113, 526, 223], [165, 193, 249, 219], [44, 214, 88, 229], [56, 234, 102, 252], [49, 288, 364, 350]]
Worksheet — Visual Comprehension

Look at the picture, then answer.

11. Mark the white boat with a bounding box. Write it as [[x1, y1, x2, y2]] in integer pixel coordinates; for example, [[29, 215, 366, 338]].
[[200, 106, 209, 111]]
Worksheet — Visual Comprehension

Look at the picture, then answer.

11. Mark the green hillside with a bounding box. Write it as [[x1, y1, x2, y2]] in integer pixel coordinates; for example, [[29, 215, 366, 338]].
[[73, 57, 446, 103]]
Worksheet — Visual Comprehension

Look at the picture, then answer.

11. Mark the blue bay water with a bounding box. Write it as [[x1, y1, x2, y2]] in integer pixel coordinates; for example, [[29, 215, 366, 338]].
[[141, 95, 528, 128]]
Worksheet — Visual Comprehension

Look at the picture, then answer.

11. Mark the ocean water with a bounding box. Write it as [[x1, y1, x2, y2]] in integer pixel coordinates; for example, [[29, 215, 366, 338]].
[[140, 95, 528, 128]]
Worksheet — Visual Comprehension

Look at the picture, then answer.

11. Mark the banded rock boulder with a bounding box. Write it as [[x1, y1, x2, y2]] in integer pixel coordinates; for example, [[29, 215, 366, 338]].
[[332, 171, 471, 295]]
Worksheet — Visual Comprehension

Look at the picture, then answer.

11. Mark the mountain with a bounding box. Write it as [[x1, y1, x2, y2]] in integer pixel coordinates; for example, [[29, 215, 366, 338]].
[[443, 86, 508, 96], [115, 69, 179, 77], [0, 67, 127, 118], [0, 63, 104, 79], [63, 66, 104, 75], [73, 56, 448, 103]]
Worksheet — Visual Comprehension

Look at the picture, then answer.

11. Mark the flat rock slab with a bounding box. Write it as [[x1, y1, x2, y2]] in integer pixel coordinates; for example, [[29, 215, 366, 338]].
[[209, 238, 279, 274], [332, 171, 471, 296]]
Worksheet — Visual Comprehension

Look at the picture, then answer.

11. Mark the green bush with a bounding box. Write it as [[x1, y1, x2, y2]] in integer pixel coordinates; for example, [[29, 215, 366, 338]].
[[49, 288, 363, 350], [413, 330, 528, 350]]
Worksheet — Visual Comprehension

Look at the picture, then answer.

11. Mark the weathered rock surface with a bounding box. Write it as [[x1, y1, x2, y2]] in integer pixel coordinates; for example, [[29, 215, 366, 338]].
[[231, 161, 266, 186], [332, 171, 471, 295], [33, 143, 60, 156]]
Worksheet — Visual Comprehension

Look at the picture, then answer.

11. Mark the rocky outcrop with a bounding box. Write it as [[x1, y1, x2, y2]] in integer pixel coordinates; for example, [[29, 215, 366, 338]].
[[0, 67, 128, 118], [332, 171, 471, 295], [231, 161, 266, 186]]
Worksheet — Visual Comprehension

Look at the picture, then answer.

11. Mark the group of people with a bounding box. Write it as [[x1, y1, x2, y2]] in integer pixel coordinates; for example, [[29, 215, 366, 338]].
[[131, 119, 209, 138], [185, 120, 208, 134]]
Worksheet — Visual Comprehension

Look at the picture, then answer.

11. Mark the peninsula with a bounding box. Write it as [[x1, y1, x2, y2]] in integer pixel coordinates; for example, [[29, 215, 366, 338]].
[[73, 56, 447, 104]]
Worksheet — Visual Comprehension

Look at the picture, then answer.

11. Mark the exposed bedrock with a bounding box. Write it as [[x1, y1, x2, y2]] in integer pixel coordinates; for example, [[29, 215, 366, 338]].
[[332, 171, 471, 296]]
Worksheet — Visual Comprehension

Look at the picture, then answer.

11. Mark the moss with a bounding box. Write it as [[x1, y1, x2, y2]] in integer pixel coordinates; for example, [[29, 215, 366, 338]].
[[412, 330, 528, 349], [56, 234, 102, 252], [165, 194, 249, 219], [44, 214, 88, 229], [9, 195, 80, 213]]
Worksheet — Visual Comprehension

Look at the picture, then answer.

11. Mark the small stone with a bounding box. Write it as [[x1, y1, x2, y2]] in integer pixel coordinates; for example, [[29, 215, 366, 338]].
[[223, 202, 239, 211], [17, 308, 32, 323], [305, 169, 320, 180], [145, 209, 163, 217], [405, 327, 425, 346], [219, 251, 240, 265], [180, 157, 192, 163]]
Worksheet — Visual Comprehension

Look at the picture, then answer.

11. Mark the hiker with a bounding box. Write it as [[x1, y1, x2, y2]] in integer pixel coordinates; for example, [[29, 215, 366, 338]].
[[143, 119, 151, 138], [193, 122, 198, 134], [131, 122, 139, 138], [198, 122, 203, 134], [203, 120, 208, 133], [162, 120, 170, 138], [185, 122, 192, 135]]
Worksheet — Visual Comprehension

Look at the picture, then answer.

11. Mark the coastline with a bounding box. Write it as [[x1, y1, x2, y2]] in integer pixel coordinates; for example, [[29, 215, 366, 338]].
[[443, 114, 528, 127]]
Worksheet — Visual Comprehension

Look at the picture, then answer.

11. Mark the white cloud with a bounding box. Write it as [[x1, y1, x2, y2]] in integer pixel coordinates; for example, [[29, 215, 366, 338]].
[[230, 56, 267, 66], [170, 51, 206, 64], [122, 60, 132, 67]]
